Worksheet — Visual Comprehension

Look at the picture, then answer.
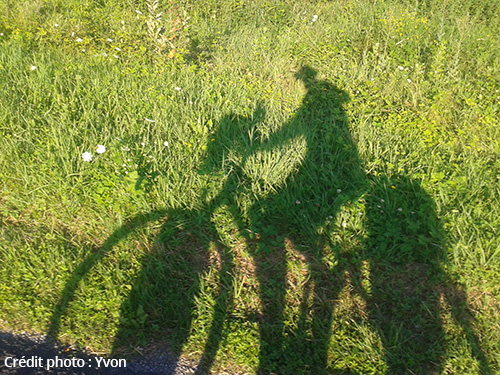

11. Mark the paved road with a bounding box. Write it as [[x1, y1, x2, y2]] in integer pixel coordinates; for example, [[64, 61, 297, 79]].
[[0, 331, 196, 375]]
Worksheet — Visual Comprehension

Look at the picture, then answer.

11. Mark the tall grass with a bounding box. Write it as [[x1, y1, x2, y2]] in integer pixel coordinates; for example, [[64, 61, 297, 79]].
[[1, 0, 499, 373]]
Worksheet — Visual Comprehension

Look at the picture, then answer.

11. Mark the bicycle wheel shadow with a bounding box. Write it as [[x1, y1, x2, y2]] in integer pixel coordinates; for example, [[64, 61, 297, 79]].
[[47, 109, 264, 374], [357, 173, 492, 375], [47, 207, 230, 362]]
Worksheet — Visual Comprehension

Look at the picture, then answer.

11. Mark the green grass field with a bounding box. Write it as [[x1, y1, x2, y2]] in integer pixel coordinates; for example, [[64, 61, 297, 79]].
[[1, 0, 499, 373]]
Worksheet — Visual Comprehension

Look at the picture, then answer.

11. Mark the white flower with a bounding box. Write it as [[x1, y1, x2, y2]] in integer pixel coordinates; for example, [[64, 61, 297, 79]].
[[380, 199, 385, 203], [407, 78, 412, 83], [141, 142, 145, 146], [397, 208, 403, 212], [107, 38, 113, 42], [115, 47, 121, 51], [96, 145, 106, 154], [82, 152, 93, 162], [164, 141, 169, 147], [113, 55, 119, 59], [337, 189, 342, 193], [342, 222, 347, 228], [136, 10, 143, 14], [312, 15, 318, 22], [76, 38, 83, 42], [174, 87, 181, 91], [71, 32, 75, 37], [398, 66, 404, 70], [54, 24, 59, 27], [296, 200, 301, 205], [30, 66, 36, 71], [121, 20, 125, 25]]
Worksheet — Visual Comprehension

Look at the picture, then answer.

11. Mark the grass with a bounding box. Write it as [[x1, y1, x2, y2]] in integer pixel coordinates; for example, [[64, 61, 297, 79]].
[[0, 0, 499, 374]]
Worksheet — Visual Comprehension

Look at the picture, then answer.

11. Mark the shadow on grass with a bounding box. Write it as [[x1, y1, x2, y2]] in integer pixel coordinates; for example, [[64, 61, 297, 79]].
[[48, 66, 491, 374]]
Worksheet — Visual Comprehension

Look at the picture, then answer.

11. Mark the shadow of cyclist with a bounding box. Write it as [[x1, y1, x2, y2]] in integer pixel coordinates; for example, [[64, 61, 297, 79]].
[[48, 65, 491, 375]]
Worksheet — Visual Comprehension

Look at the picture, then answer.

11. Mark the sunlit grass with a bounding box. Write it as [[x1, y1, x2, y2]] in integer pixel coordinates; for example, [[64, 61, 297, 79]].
[[1, 0, 499, 374]]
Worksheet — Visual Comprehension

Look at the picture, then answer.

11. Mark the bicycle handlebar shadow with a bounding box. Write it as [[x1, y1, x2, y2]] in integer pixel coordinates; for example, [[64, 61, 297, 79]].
[[48, 65, 491, 375]]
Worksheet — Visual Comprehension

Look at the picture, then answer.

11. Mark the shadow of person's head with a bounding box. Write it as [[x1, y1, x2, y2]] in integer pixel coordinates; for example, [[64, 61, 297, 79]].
[[294, 65, 350, 108]]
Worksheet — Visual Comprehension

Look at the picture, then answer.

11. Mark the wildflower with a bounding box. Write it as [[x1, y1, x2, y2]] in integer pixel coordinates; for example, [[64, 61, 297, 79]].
[[71, 32, 75, 37], [337, 189, 342, 193], [174, 87, 181, 91], [141, 142, 145, 146], [380, 199, 385, 203], [312, 15, 318, 22], [30, 66, 36, 71], [342, 222, 347, 228], [96, 145, 106, 154], [296, 200, 301, 205], [397, 208, 403, 212], [76, 38, 83, 42], [398, 66, 404, 70], [377, 205, 381, 208], [164, 141, 169, 147], [115, 47, 121, 51], [136, 10, 143, 15], [407, 78, 412, 83], [54, 24, 59, 27], [113, 55, 119, 59], [121, 20, 125, 25], [82, 152, 93, 162], [107, 38, 113, 42], [189, 100, 193, 104]]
